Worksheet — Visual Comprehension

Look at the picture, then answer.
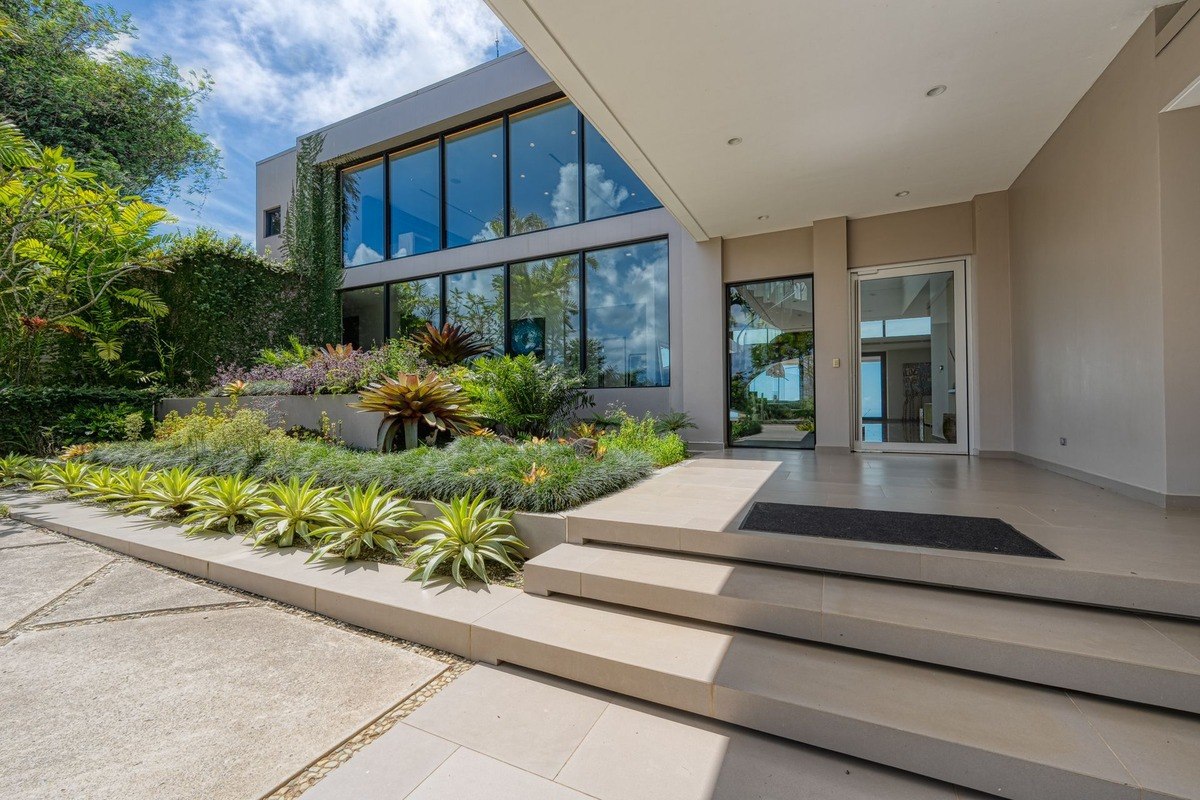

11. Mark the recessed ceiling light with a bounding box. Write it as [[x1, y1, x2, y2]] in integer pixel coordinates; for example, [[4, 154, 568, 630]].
[[926, 85, 947, 97], [727, 137, 743, 146], [757, 214, 770, 221], [895, 190, 910, 197]]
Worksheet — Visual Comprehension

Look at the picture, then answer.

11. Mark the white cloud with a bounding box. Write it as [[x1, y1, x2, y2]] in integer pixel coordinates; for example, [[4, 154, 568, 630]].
[[133, 0, 510, 132]]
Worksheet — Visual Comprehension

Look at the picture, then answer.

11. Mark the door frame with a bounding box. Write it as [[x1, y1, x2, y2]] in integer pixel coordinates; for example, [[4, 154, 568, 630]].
[[849, 258, 969, 454], [724, 274, 817, 449]]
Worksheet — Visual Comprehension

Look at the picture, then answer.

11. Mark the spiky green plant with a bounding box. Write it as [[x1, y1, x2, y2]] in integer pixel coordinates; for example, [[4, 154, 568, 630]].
[[351, 372, 477, 452], [247, 476, 334, 548], [76, 466, 121, 500], [0, 454, 33, 486], [97, 465, 155, 508], [413, 322, 492, 366], [31, 461, 92, 493], [125, 468, 211, 517], [406, 492, 527, 588], [182, 475, 266, 535], [307, 483, 419, 562]]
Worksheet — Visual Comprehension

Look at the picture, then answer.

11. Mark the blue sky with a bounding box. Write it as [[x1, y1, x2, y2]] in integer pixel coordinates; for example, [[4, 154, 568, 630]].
[[107, 0, 521, 242]]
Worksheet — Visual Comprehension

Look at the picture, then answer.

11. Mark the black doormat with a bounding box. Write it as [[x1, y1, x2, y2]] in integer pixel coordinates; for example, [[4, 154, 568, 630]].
[[738, 502, 1061, 559]]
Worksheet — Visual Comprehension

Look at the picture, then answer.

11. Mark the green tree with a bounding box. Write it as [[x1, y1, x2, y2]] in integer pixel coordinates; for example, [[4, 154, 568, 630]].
[[0, 118, 171, 385], [282, 133, 343, 346], [0, 0, 220, 201]]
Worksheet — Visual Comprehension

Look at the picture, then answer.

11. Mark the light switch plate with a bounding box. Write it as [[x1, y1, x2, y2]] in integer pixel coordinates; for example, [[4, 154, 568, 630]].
[[832, 358, 841, 368]]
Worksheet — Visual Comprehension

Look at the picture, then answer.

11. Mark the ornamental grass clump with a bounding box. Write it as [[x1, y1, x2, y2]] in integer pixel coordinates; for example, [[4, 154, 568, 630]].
[[182, 475, 266, 535], [352, 372, 477, 452], [407, 492, 527, 588], [125, 467, 211, 517], [247, 476, 334, 548], [307, 482, 419, 562]]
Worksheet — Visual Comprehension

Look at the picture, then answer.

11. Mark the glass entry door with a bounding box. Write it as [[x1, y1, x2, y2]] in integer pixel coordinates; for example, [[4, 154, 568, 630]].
[[727, 276, 815, 448], [852, 261, 967, 453]]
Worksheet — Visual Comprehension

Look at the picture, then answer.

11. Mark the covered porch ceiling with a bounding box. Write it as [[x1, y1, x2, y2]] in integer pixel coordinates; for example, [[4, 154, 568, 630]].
[[486, 0, 1159, 241]]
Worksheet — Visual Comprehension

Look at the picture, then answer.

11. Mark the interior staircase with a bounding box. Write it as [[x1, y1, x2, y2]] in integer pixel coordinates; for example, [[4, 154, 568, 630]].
[[469, 462, 1200, 800]]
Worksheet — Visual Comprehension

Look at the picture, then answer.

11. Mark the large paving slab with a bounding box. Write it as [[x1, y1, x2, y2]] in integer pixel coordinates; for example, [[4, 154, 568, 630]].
[[304, 665, 991, 799], [0, 519, 65, 549], [0, 605, 446, 800], [0, 540, 112, 631], [36, 561, 240, 625]]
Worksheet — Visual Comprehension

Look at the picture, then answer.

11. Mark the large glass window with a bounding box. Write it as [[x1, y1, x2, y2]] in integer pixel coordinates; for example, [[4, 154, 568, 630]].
[[585, 241, 669, 387], [390, 277, 441, 338], [342, 160, 386, 267], [341, 285, 386, 348], [583, 120, 657, 221], [444, 120, 504, 247], [509, 255, 580, 370], [389, 141, 440, 257], [445, 266, 505, 354], [508, 100, 579, 233]]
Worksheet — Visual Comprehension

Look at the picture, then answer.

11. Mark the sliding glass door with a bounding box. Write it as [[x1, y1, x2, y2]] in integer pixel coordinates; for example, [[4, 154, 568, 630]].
[[727, 276, 815, 448], [852, 260, 967, 453]]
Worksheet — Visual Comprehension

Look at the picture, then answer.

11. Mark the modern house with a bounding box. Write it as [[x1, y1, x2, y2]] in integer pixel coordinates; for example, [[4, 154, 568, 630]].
[[258, 0, 1199, 512], [261, 5, 1200, 794]]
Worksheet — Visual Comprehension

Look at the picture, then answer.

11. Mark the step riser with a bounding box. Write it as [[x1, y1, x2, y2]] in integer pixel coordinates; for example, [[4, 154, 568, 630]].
[[569, 520, 1200, 619], [526, 560, 1200, 715], [472, 624, 1139, 800]]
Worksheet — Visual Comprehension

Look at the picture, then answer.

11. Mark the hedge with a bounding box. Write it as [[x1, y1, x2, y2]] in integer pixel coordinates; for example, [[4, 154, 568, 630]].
[[0, 387, 162, 455]]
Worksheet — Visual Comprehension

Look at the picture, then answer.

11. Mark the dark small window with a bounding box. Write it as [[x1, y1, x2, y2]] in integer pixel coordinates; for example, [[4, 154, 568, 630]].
[[263, 207, 282, 238]]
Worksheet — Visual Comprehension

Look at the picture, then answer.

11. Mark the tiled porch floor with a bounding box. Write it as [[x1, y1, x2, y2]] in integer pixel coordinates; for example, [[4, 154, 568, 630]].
[[669, 449, 1200, 614]]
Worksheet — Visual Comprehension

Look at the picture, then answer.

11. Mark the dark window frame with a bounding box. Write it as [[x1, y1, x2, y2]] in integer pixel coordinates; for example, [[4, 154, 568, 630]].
[[263, 206, 282, 238], [337, 94, 662, 267]]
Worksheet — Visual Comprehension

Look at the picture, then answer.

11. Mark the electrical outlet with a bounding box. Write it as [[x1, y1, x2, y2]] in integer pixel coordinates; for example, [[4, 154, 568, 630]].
[[832, 358, 841, 368], [1059, 437, 1067, 446]]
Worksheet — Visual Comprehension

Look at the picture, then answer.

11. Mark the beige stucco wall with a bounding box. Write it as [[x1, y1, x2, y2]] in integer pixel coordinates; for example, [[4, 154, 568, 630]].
[[846, 202, 974, 269], [1158, 105, 1200, 498], [1008, 11, 1200, 500], [971, 192, 1014, 455], [722, 227, 814, 283]]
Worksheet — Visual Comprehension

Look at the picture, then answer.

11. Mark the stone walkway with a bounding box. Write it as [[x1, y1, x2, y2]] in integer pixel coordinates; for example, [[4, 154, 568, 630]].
[[0, 518, 452, 800]]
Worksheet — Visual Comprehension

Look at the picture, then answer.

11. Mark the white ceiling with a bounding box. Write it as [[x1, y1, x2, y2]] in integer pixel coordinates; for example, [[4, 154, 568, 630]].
[[486, 0, 1158, 241]]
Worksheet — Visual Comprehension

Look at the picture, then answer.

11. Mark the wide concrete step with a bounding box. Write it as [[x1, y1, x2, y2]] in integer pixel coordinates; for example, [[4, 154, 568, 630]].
[[472, 593, 1200, 800], [525, 543, 1200, 714]]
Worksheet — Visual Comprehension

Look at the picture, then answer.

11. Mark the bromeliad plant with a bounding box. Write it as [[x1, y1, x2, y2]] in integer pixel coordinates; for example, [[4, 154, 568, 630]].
[[247, 476, 333, 548], [413, 322, 492, 367], [307, 482, 419, 562], [352, 372, 477, 452], [0, 454, 33, 486], [99, 465, 155, 508], [76, 466, 121, 500], [125, 467, 211, 517], [406, 492, 527, 588], [31, 461, 93, 493], [182, 475, 267, 535]]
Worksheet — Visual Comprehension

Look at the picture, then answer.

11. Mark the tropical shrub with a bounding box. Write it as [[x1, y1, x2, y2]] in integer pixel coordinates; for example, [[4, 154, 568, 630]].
[[0, 120, 172, 385], [352, 372, 477, 451], [247, 476, 333, 548], [414, 322, 491, 367], [730, 418, 763, 439], [407, 492, 526, 587], [654, 411, 698, 435], [182, 475, 266, 535], [307, 483, 419, 561], [602, 411, 688, 468], [464, 355, 592, 438], [0, 454, 33, 486], [124, 467, 210, 517]]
